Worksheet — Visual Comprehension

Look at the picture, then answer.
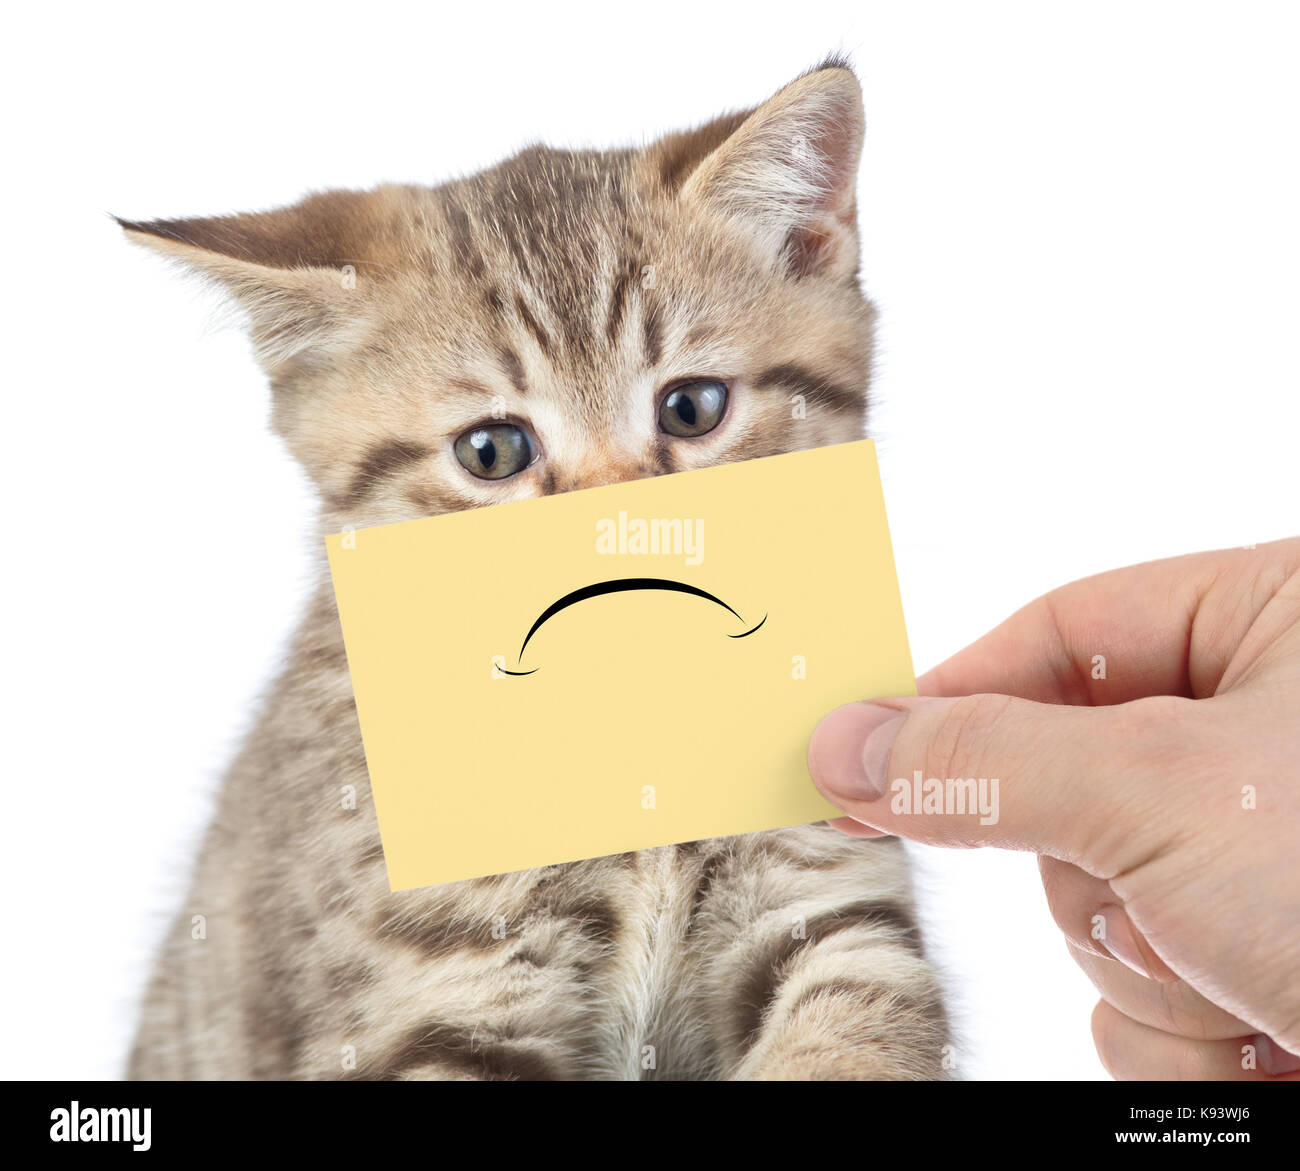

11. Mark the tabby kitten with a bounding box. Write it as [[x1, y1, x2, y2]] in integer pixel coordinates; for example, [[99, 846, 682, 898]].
[[123, 59, 949, 1080]]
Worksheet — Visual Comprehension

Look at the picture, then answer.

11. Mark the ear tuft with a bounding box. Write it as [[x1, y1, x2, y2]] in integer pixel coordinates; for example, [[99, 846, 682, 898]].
[[678, 64, 865, 281], [115, 189, 394, 269], [116, 193, 385, 372]]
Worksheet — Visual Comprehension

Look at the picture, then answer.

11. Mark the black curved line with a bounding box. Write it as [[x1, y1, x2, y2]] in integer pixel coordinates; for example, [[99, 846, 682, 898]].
[[496, 666, 539, 676], [518, 577, 746, 662], [729, 613, 768, 640]]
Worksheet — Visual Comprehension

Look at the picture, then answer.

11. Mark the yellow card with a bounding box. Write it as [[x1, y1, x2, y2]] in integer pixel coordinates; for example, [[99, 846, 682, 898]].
[[326, 439, 914, 890]]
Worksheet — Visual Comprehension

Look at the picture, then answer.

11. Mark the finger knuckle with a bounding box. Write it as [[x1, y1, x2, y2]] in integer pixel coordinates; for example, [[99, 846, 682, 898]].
[[1157, 982, 1232, 1042], [1115, 695, 1201, 765], [922, 694, 1015, 784]]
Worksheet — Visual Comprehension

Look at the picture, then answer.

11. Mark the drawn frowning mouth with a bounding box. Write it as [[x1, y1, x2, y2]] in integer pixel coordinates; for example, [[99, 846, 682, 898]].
[[498, 576, 767, 676]]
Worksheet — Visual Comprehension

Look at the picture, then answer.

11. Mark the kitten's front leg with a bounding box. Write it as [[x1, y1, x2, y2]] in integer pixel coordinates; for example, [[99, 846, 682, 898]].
[[305, 854, 633, 1081], [696, 826, 950, 1080], [732, 949, 950, 1080]]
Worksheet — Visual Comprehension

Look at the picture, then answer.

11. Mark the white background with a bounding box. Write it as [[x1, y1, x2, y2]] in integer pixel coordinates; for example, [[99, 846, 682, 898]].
[[3, 1, 1296, 1080]]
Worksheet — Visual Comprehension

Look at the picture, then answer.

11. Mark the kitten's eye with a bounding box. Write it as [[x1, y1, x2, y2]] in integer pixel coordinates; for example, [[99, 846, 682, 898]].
[[453, 424, 534, 480], [658, 379, 728, 438]]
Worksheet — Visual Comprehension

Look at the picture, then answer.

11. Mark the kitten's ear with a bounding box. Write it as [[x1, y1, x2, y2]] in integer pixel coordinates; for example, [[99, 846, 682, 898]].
[[677, 63, 865, 280], [117, 190, 385, 372]]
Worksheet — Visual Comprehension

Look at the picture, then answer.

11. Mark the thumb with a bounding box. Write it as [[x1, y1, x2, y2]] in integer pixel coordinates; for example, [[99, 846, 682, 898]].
[[807, 694, 1186, 873]]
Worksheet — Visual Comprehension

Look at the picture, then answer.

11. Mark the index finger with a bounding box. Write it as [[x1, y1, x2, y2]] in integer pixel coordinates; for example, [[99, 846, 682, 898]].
[[917, 540, 1299, 706]]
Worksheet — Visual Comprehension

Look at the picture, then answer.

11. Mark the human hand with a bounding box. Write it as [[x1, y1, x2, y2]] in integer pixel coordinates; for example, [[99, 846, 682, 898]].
[[808, 539, 1300, 1079]]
